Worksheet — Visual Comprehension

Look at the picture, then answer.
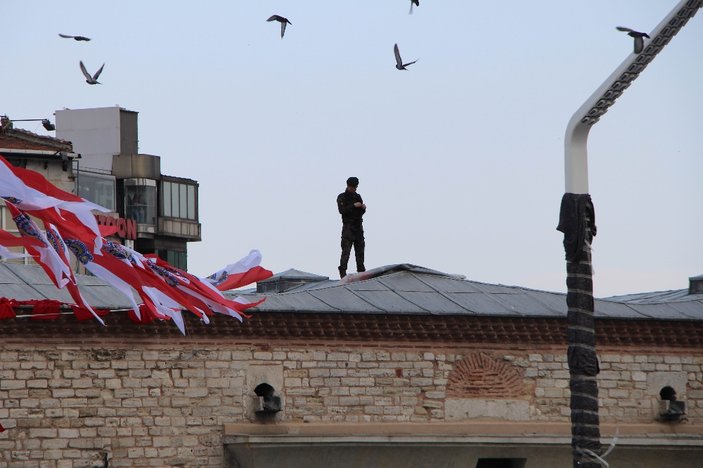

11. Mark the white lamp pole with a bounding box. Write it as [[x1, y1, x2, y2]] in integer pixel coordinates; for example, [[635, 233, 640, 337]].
[[561, 2, 702, 467], [565, 0, 703, 193]]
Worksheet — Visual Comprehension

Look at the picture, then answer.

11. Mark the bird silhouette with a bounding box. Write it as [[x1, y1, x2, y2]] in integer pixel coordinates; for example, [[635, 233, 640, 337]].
[[267, 15, 292, 38], [409, 0, 419, 15], [394, 44, 417, 70], [59, 33, 91, 41], [616, 26, 650, 54], [79, 61, 105, 85]]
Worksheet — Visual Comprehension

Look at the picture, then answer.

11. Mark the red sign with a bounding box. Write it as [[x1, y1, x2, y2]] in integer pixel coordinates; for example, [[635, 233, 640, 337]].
[[95, 214, 137, 240]]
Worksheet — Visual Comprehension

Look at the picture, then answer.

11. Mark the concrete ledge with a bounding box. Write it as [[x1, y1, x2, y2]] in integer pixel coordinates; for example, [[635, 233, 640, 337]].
[[224, 421, 703, 447]]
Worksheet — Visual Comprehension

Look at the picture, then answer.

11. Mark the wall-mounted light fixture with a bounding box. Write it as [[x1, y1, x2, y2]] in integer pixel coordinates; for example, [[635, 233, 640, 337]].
[[659, 386, 686, 422], [2, 116, 56, 131], [254, 382, 281, 417]]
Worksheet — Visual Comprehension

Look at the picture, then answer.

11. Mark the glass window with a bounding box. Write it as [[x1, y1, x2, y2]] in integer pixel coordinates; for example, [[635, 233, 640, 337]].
[[0, 205, 33, 264], [179, 184, 187, 219], [143, 185, 156, 224], [78, 173, 116, 211], [160, 180, 197, 221], [187, 185, 195, 219], [165, 249, 187, 270], [163, 181, 171, 217], [125, 180, 157, 225], [171, 183, 179, 218]]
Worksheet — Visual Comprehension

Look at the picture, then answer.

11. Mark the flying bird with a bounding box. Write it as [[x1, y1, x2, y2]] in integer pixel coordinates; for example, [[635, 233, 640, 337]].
[[616, 26, 650, 54], [79, 60, 105, 85], [409, 0, 419, 15], [394, 43, 417, 70], [59, 33, 91, 41], [267, 15, 292, 38]]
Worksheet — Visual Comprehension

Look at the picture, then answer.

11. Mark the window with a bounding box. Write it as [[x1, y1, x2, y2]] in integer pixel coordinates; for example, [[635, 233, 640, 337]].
[[0, 204, 33, 265], [161, 180, 197, 220], [179, 184, 187, 218], [161, 182, 173, 216], [78, 173, 116, 211], [187, 185, 195, 219], [160, 249, 186, 270], [124, 179, 157, 225]]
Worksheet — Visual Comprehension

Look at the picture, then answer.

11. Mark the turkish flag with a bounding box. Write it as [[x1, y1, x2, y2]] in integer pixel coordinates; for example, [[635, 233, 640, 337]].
[[206, 250, 273, 291]]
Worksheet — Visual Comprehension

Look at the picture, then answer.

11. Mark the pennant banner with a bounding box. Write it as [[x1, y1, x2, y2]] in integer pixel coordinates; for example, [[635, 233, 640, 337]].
[[206, 249, 273, 291], [0, 154, 269, 333]]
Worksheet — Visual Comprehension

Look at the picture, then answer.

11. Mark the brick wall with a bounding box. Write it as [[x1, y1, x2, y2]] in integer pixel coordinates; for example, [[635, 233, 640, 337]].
[[0, 340, 701, 467]]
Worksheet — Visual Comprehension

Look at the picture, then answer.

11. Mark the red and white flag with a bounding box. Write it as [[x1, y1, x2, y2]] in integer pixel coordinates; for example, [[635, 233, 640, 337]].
[[44, 222, 106, 325], [148, 255, 264, 321], [0, 229, 41, 259], [206, 250, 273, 291], [3, 203, 106, 325], [0, 155, 269, 332], [0, 244, 28, 260], [0, 155, 109, 252], [77, 238, 211, 326], [5, 201, 72, 289], [72, 238, 170, 321]]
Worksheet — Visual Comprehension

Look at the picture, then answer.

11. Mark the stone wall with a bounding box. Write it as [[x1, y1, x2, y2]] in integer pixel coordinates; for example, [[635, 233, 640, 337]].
[[0, 341, 700, 467]]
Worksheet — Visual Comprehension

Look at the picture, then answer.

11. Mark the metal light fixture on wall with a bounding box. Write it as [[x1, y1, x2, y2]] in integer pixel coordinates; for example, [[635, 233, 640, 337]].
[[2, 116, 56, 131], [253, 382, 282, 417]]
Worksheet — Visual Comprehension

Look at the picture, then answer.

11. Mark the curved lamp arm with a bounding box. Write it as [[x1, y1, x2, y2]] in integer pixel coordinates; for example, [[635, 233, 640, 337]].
[[564, 0, 702, 194]]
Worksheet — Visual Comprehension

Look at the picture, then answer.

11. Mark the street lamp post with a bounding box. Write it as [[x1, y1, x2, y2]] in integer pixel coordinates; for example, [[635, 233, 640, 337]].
[[559, 2, 702, 467]]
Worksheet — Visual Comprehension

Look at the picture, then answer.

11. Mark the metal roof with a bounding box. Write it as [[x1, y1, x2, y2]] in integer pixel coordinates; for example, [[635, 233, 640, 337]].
[[241, 264, 703, 321], [2, 262, 702, 321], [0, 263, 136, 309], [262, 268, 328, 282]]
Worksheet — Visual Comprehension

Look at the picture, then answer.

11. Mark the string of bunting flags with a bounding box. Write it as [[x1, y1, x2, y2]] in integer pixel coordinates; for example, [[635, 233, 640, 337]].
[[0, 155, 273, 334]]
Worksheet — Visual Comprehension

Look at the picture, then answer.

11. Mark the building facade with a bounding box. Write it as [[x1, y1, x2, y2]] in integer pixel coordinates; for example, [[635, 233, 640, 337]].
[[1, 109, 200, 270], [0, 264, 701, 467], [1, 109, 201, 270], [0, 116, 79, 263], [55, 106, 200, 270]]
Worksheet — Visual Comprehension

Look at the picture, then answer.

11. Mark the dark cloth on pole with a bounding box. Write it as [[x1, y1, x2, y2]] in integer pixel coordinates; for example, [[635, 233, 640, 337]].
[[560, 193, 601, 466], [557, 193, 597, 263]]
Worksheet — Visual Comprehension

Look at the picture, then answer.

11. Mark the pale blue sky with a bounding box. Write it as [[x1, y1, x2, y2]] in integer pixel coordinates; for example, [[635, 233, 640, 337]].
[[3, 1, 701, 297]]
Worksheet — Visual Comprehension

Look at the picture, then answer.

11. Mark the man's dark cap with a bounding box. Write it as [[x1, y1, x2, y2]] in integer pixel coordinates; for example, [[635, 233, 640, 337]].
[[347, 177, 359, 187]]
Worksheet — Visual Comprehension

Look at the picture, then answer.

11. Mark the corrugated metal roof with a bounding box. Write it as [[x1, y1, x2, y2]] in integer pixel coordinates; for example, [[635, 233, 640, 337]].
[[0, 263, 137, 309], [604, 289, 696, 303], [2, 262, 702, 321], [241, 264, 703, 321]]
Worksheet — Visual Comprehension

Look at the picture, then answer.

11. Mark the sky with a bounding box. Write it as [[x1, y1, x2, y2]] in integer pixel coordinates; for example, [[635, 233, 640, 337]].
[[2, 1, 701, 298]]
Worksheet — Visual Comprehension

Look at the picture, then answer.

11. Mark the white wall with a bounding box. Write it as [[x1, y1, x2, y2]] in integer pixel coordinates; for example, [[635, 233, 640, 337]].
[[55, 106, 122, 172]]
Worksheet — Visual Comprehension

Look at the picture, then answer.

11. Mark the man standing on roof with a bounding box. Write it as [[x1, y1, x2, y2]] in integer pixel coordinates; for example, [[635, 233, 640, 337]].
[[337, 176, 366, 279]]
